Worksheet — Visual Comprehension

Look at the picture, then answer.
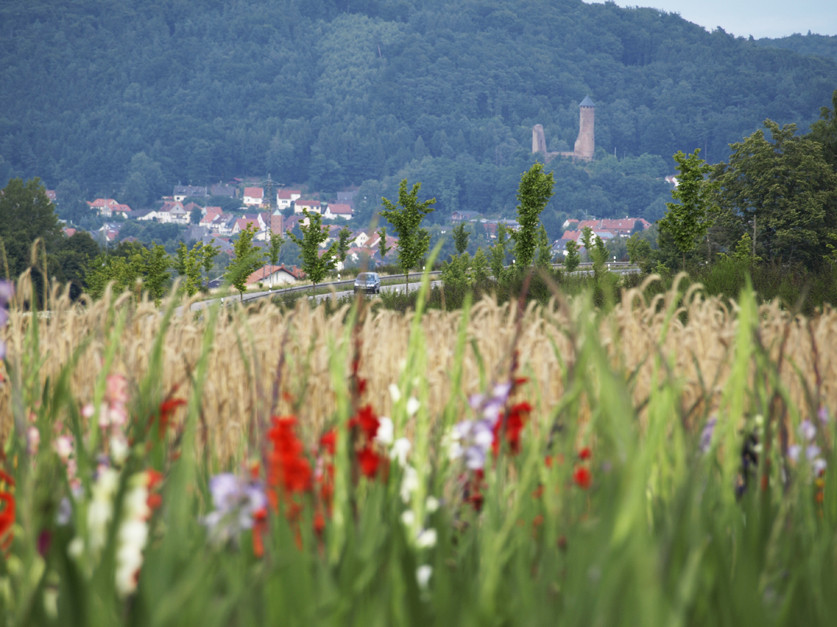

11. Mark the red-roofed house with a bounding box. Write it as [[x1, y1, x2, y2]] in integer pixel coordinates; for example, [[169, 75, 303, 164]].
[[294, 199, 321, 214], [245, 264, 305, 288], [276, 189, 301, 209], [88, 198, 132, 218], [243, 187, 264, 206], [323, 203, 353, 220]]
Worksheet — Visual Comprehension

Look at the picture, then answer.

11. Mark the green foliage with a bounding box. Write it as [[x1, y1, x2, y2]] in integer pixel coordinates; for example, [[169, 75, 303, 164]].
[[287, 210, 336, 285], [335, 227, 351, 266], [175, 241, 218, 296], [225, 223, 264, 299], [380, 179, 436, 285], [658, 149, 715, 269], [712, 120, 837, 269], [267, 231, 284, 267], [86, 242, 171, 302], [511, 163, 555, 269], [377, 226, 392, 262], [0, 178, 63, 278], [6, 1, 834, 227], [489, 224, 509, 280], [626, 233, 655, 273], [563, 240, 581, 273], [452, 223, 470, 256]]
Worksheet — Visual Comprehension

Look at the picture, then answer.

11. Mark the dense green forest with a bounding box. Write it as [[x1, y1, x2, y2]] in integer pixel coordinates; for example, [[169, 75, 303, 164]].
[[1, 0, 836, 234]]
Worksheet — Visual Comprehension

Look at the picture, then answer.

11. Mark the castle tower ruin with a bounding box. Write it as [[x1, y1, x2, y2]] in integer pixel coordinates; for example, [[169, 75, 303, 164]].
[[572, 96, 595, 161], [532, 124, 548, 155], [532, 96, 595, 162]]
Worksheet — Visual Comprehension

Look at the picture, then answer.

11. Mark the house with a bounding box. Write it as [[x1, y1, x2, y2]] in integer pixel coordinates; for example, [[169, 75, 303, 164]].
[[46, 189, 57, 204], [243, 187, 264, 207], [282, 214, 305, 233], [276, 189, 302, 209], [294, 199, 321, 214], [157, 201, 189, 224], [336, 189, 358, 207], [88, 198, 132, 218], [210, 182, 238, 198], [245, 264, 305, 288], [200, 206, 224, 226], [563, 218, 650, 237], [451, 210, 482, 223], [173, 185, 208, 201], [232, 215, 263, 237], [63, 227, 77, 238], [323, 203, 353, 220]]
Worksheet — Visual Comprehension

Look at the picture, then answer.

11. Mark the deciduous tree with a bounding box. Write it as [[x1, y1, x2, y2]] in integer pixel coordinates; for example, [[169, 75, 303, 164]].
[[511, 163, 554, 270], [287, 209, 336, 286], [380, 179, 436, 288]]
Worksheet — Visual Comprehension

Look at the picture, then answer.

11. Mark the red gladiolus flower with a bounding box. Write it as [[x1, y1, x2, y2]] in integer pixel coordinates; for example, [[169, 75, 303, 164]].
[[154, 395, 186, 439], [0, 468, 14, 551], [492, 401, 532, 456], [573, 466, 592, 490], [252, 507, 267, 558], [349, 404, 379, 441], [579, 447, 592, 460], [146, 469, 164, 511], [266, 416, 312, 511], [357, 445, 383, 478], [320, 429, 337, 456]]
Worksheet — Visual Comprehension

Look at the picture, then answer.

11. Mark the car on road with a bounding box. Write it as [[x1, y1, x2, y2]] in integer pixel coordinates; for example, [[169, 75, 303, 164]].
[[354, 272, 381, 294]]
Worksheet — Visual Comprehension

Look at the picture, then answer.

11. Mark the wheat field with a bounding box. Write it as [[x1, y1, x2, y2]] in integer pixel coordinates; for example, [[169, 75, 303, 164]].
[[3, 274, 836, 463]]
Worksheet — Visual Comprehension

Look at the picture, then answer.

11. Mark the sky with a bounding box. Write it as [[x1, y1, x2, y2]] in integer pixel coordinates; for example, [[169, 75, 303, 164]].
[[583, 0, 837, 39]]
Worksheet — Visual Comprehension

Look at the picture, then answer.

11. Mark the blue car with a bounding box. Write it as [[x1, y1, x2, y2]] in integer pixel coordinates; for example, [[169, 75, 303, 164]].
[[353, 272, 381, 294]]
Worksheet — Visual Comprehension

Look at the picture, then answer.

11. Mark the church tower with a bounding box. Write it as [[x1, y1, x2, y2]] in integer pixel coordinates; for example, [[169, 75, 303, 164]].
[[573, 96, 595, 161]]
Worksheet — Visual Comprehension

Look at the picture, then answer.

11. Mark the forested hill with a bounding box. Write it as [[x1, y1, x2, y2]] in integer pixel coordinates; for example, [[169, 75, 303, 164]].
[[2, 0, 836, 228]]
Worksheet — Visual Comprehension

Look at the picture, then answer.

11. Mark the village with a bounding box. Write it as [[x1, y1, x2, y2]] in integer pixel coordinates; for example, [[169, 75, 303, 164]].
[[55, 180, 652, 289]]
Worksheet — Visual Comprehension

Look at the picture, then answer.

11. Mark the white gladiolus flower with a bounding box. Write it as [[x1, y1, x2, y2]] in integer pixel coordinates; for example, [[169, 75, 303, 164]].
[[401, 509, 416, 527], [389, 383, 402, 403], [391, 438, 412, 467], [416, 528, 437, 549], [416, 565, 433, 589], [406, 397, 420, 417], [375, 417, 394, 446], [426, 496, 440, 513], [400, 465, 419, 502]]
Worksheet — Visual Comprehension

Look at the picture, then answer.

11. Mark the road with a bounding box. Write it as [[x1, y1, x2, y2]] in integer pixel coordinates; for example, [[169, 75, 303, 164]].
[[189, 264, 637, 311]]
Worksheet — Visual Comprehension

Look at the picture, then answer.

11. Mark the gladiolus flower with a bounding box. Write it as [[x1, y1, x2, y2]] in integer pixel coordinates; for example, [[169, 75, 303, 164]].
[[573, 466, 592, 489], [0, 468, 15, 551], [578, 447, 592, 460]]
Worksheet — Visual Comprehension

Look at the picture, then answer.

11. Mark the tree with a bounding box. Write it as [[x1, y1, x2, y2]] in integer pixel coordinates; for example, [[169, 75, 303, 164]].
[[380, 179, 436, 288], [267, 231, 284, 267], [190, 207, 203, 225], [336, 227, 352, 268], [564, 240, 581, 273], [225, 223, 264, 300], [176, 241, 218, 296], [0, 178, 64, 278], [535, 225, 553, 268], [287, 209, 336, 286], [712, 121, 837, 269], [85, 242, 171, 302], [511, 163, 554, 270], [377, 226, 391, 264], [490, 224, 509, 280], [452, 222, 470, 255], [658, 149, 715, 270]]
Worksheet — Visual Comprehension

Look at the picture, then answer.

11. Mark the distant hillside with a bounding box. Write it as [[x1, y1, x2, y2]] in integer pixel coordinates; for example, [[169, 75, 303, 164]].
[[755, 33, 837, 63], [1, 0, 836, 229]]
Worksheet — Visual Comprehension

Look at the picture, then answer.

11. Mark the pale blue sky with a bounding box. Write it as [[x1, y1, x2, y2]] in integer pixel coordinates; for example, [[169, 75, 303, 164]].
[[584, 0, 837, 39]]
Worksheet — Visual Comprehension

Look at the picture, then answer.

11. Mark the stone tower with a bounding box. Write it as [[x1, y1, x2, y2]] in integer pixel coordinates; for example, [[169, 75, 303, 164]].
[[532, 124, 548, 155], [573, 96, 595, 161]]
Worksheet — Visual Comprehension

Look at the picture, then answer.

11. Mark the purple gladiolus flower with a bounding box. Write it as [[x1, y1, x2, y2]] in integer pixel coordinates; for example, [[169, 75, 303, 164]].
[[0, 280, 12, 359], [203, 473, 267, 546], [699, 416, 717, 453]]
